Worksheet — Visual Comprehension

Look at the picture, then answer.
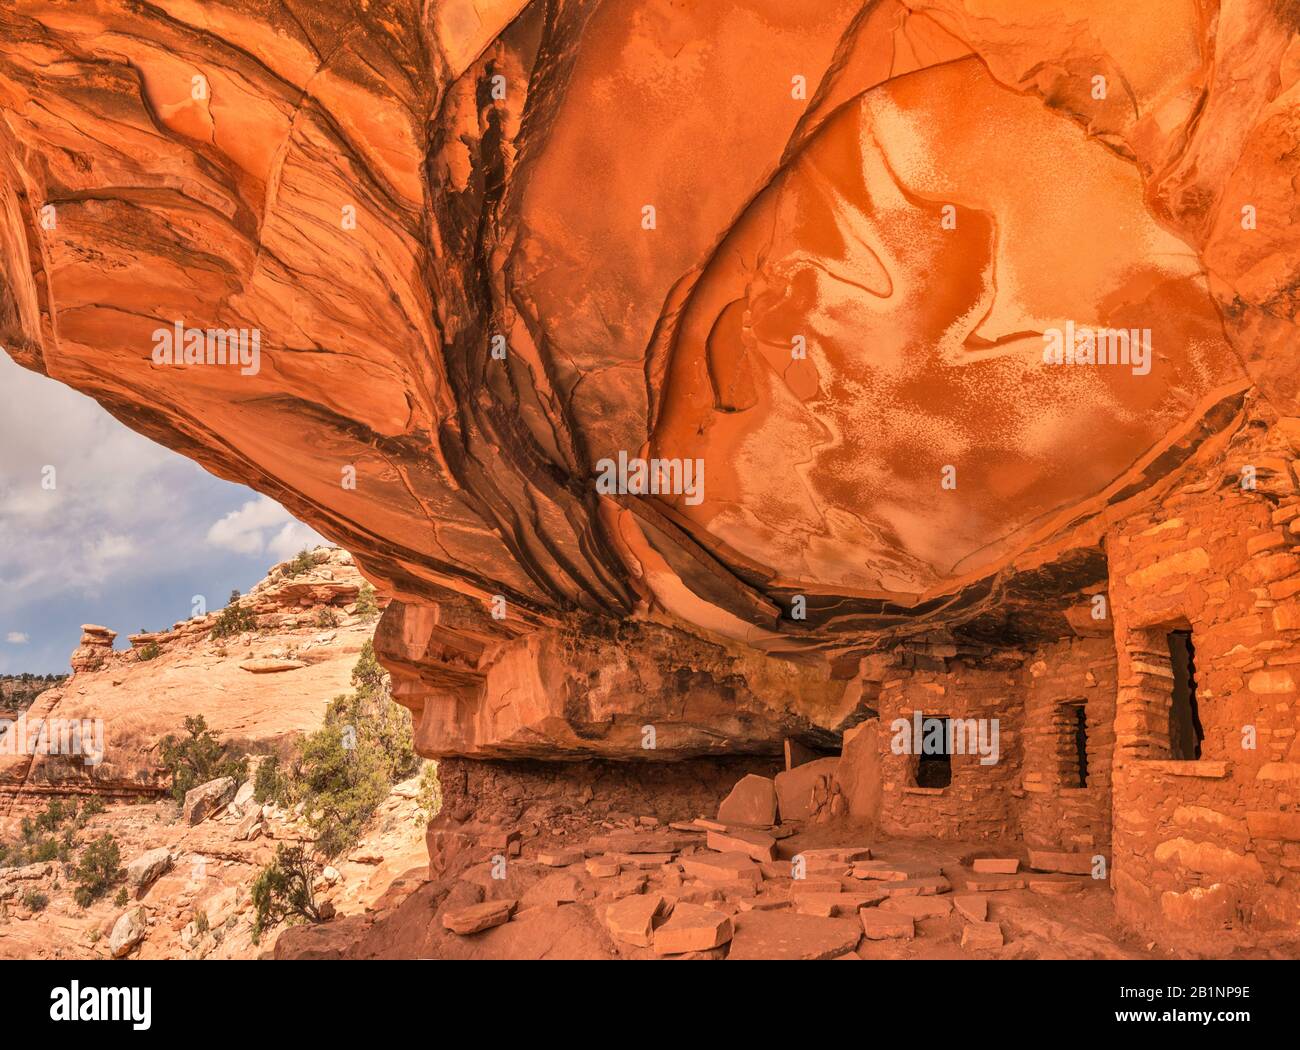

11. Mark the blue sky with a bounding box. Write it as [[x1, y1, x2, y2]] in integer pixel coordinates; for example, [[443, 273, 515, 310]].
[[0, 353, 325, 675]]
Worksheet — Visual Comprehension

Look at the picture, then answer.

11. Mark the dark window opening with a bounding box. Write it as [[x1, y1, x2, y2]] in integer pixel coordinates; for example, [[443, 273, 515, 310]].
[[914, 716, 952, 788], [1167, 629, 1203, 760], [1067, 703, 1089, 787]]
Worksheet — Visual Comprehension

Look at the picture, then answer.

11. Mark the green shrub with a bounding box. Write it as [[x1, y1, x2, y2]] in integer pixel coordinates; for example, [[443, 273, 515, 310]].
[[114, 886, 129, 907], [34, 799, 75, 834], [80, 796, 105, 818], [22, 889, 49, 912], [253, 755, 295, 807], [72, 834, 121, 907], [210, 590, 256, 640], [354, 582, 379, 619], [283, 549, 316, 578], [293, 642, 416, 858], [251, 845, 322, 942], [416, 761, 442, 821], [314, 607, 340, 629], [137, 641, 160, 661], [158, 714, 248, 804]]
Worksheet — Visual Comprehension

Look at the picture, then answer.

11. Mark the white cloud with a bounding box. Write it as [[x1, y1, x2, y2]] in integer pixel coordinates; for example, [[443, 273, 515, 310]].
[[6, 632, 29, 644], [0, 354, 329, 621], [207, 496, 328, 560]]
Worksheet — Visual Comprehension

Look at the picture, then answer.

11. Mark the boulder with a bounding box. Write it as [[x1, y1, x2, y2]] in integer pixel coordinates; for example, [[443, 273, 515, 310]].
[[182, 776, 237, 825], [110, 908, 148, 958], [125, 848, 172, 898]]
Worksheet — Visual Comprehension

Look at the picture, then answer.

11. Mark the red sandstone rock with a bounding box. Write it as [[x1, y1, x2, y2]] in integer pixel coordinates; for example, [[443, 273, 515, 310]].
[[960, 922, 1005, 951], [705, 828, 777, 863], [680, 853, 763, 885], [859, 910, 914, 941], [952, 895, 990, 923], [774, 758, 841, 822], [652, 904, 732, 955], [716, 774, 778, 827], [443, 899, 517, 936], [972, 858, 1020, 875], [880, 895, 954, 920], [604, 894, 666, 948], [727, 911, 862, 960]]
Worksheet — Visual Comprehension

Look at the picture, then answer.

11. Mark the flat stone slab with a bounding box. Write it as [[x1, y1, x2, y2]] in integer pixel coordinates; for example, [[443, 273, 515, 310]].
[[793, 847, 873, 865], [736, 897, 790, 912], [653, 903, 732, 955], [585, 857, 621, 878], [607, 851, 675, 869], [859, 876, 952, 902], [604, 893, 666, 947], [859, 909, 915, 940], [793, 892, 883, 918], [1027, 874, 1088, 895], [604, 831, 694, 854], [850, 861, 941, 882], [965, 874, 1026, 892], [537, 848, 583, 867], [952, 893, 989, 922], [443, 898, 516, 936], [239, 658, 306, 674], [880, 894, 954, 919], [961, 920, 1005, 950], [717, 774, 778, 827], [680, 851, 763, 884], [789, 878, 845, 895], [1028, 849, 1096, 875], [727, 911, 862, 960], [971, 857, 1020, 874], [706, 828, 776, 863]]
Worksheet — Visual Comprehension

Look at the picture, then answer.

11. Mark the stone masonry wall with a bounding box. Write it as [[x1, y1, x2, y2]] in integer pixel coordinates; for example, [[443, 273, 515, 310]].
[[874, 635, 1117, 849], [877, 655, 1024, 841], [1107, 410, 1300, 951], [1018, 635, 1118, 854]]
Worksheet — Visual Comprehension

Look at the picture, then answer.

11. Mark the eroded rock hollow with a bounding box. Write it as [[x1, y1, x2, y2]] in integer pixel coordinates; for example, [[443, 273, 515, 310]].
[[3, 0, 1300, 951]]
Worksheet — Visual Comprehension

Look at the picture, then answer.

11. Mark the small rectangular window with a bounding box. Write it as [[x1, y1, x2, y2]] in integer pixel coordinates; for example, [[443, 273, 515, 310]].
[[914, 716, 952, 788], [1167, 629, 1203, 760], [1063, 702, 1088, 787]]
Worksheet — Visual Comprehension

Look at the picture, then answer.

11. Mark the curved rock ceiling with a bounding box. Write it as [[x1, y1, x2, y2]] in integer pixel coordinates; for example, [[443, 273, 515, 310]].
[[1, 0, 1297, 753]]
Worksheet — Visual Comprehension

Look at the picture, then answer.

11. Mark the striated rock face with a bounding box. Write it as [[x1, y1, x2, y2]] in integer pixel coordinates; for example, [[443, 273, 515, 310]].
[[1, 1, 1298, 759]]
